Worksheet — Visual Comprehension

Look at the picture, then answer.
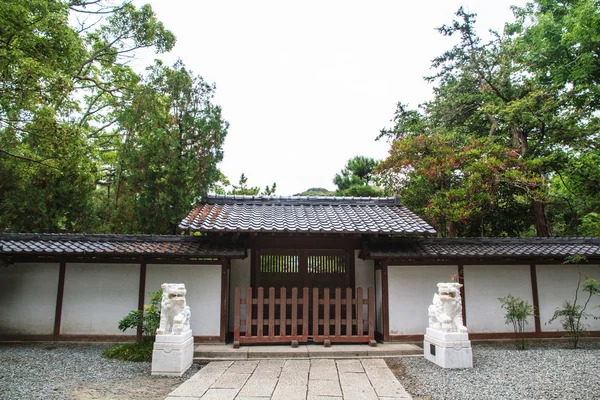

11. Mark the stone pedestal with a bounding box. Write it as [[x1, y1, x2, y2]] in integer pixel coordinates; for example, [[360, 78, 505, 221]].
[[151, 330, 194, 376], [423, 328, 473, 369]]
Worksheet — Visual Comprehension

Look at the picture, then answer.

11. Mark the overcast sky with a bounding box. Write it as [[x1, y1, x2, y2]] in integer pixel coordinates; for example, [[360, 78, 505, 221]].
[[131, 0, 527, 195]]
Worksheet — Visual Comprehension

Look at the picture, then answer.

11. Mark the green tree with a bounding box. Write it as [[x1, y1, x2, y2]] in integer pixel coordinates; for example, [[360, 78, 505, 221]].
[[0, 0, 175, 232], [378, 4, 600, 237], [333, 156, 384, 197], [108, 60, 228, 234], [227, 173, 277, 196]]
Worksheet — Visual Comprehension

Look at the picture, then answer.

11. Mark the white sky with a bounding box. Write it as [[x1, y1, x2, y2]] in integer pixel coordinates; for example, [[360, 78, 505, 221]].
[[131, 0, 527, 195]]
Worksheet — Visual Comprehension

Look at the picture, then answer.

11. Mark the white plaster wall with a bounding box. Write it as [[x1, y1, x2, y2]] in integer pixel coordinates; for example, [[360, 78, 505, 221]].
[[0, 263, 59, 335], [228, 251, 251, 331], [537, 264, 600, 331], [61, 263, 139, 335], [463, 265, 534, 333], [355, 250, 374, 291], [388, 265, 458, 335], [375, 269, 383, 334], [146, 264, 222, 336]]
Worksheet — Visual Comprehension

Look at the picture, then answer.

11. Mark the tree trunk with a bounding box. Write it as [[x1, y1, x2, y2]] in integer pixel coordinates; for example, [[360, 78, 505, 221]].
[[533, 200, 550, 237], [447, 221, 458, 238]]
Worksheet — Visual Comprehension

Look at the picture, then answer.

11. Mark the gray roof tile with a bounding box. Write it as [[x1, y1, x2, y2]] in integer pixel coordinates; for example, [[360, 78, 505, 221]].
[[0, 233, 245, 259], [179, 195, 436, 235], [365, 237, 600, 259]]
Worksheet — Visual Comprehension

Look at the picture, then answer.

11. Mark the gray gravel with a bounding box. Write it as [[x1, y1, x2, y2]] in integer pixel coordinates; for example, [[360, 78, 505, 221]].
[[1, 341, 599, 399], [388, 340, 600, 400], [0, 342, 200, 400]]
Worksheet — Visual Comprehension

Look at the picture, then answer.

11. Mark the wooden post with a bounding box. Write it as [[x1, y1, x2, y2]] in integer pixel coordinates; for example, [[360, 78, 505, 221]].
[[257, 287, 264, 338], [357, 287, 364, 336], [312, 288, 319, 339], [345, 288, 352, 336], [335, 288, 341, 337], [268, 287, 275, 339], [245, 287, 253, 338], [368, 287, 376, 347], [53, 261, 66, 340], [302, 287, 309, 338], [291, 287, 298, 337], [233, 287, 240, 348], [280, 287, 287, 339], [323, 288, 330, 338], [530, 264, 542, 337]]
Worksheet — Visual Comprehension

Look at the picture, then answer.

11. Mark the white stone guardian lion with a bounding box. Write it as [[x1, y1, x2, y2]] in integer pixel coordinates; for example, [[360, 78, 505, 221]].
[[156, 283, 191, 335], [428, 282, 467, 333]]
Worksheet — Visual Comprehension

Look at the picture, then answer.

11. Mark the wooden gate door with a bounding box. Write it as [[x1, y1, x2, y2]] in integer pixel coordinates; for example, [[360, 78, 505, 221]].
[[254, 249, 352, 335]]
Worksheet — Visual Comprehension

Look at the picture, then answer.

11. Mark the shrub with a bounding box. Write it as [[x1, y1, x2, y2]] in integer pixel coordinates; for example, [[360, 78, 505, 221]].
[[117, 290, 162, 341], [104, 290, 162, 362], [103, 341, 154, 362], [549, 255, 600, 349], [498, 294, 535, 350]]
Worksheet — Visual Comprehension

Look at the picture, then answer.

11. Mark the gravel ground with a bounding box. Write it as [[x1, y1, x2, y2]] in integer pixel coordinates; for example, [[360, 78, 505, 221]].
[[0, 342, 201, 400], [387, 340, 600, 400], [1, 340, 599, 400]]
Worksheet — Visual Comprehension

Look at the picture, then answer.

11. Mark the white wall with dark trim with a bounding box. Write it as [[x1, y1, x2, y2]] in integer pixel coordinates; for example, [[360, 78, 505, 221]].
[[388, 265, 458, 335], [537, 264, 600, 332], [146, 264, 221, 336], [0, 263, 60, 335], [463, 265, 535, 333]]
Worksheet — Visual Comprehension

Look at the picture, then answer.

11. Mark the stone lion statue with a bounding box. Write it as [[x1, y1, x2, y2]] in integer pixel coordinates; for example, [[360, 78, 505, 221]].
[[428, 282, 467, 333], [156, 283, 191, 335]]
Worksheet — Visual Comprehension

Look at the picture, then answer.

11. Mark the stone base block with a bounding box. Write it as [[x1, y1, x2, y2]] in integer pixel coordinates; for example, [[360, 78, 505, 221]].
[[151, 331, 194, 376], [424, 329, 473, 369]]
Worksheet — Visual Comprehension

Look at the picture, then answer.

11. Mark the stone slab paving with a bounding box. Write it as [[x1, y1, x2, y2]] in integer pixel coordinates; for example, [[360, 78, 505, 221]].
[[165, 358, 412, 400], [194, 343, 421, 361]]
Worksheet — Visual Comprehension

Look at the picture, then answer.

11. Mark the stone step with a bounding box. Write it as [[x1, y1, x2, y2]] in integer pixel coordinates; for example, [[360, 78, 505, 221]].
[[194, 343, 422, 361]]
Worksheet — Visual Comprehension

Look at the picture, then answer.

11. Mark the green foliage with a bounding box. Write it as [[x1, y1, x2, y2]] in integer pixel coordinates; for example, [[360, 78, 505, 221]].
[[118, 290, 161, 340], [378, 3, 600, 237], [498, 294, 535, 350], [549, 256, 600, 348], [334, 156, 384, 197], [103, 341, 154, 362], [226, 173, 277, 196], [0, 1, 227, 234]]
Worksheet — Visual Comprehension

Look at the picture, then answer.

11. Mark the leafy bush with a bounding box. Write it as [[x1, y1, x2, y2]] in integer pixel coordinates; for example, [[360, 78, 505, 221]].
[[498, 294, 535, 350], [549, 255, 600, 349], [103, 341, 154, 362], [104, 290, 162, 362], [117, 290, 162, 341]]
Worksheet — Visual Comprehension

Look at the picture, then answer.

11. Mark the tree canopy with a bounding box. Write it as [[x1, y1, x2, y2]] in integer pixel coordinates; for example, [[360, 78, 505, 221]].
[[333, 156, 384, 197], [377, 1, 600, 237], [0, 0, 227, 234]]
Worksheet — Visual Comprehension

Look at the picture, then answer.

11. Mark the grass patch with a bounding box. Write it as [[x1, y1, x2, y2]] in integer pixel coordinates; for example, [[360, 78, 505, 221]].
[[103, 341, 154, 362]]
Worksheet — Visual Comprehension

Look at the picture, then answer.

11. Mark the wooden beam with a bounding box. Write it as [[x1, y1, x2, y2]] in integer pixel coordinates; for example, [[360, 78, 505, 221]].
[[220, 260, 229, 343], [136, 263, 147, 342], [53, 261, 66, 339], [382, 263, 390, 342], [458, 264, 467, 326], [530, 264, 542, 337]]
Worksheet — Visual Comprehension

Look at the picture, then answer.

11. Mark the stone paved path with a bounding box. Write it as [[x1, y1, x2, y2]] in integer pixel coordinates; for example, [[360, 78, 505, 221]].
[[165, 359, 412, 400]]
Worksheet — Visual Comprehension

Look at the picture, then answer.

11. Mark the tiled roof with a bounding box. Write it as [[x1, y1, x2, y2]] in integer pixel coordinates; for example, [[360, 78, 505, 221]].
[[0, 233, 245, 259], [179, 195, 436, 235], [365, 237, 600, 259]]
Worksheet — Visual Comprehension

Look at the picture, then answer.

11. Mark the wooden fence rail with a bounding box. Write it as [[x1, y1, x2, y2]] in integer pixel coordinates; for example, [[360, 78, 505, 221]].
[[233, 286, 375, 348]]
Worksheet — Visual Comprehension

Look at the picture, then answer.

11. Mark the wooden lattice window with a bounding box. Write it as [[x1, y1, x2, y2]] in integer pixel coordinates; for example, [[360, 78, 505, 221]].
[[307, 253, 346, 273], [260, 254, 299, 273]]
